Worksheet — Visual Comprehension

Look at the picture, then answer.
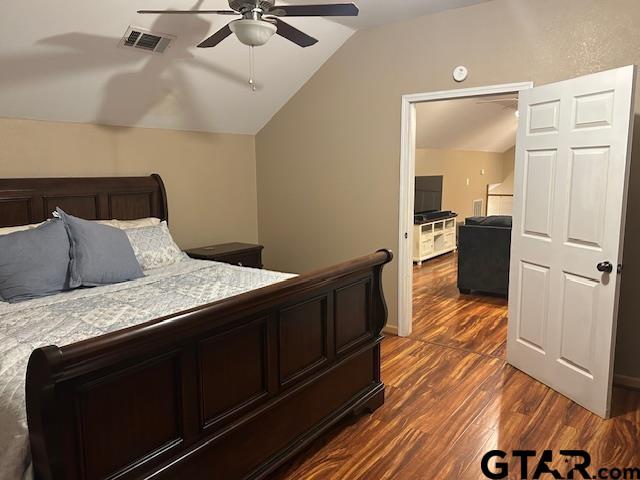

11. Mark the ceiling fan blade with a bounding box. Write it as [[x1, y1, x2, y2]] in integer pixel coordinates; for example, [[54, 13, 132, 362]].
[[137, 9, 238, 15], [197, 24, 233, 48], [273, 3, 359, 17], [275, 19, 318, 47]]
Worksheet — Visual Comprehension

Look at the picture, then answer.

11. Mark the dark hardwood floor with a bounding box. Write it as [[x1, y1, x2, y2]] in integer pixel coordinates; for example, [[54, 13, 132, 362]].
[[411, 252, 508, 358], [271, 252, 640, 480]]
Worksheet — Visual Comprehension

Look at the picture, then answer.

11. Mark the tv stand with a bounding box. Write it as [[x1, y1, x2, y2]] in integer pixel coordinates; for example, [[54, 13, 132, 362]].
[[413, 214, 457, 265], [414, 210, 454, 224]]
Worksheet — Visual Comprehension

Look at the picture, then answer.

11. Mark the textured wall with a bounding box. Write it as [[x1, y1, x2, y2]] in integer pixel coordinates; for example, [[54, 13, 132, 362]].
[[415, 149, 508, 219], [256, 0, 640, 378], [0, 117, 258, 249]]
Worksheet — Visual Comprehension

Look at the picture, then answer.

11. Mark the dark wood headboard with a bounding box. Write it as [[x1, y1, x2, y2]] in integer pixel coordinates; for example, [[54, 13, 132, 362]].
[[0, 174, 168, 227]]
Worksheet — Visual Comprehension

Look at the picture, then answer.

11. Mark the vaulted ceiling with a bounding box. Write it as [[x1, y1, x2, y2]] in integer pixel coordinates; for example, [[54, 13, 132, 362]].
[[416, 94, 519, 153], [0, 0, 490, 134]]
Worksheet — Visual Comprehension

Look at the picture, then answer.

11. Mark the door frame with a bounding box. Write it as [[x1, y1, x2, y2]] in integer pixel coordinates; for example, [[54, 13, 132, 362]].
[[397, 82, 534, 337]]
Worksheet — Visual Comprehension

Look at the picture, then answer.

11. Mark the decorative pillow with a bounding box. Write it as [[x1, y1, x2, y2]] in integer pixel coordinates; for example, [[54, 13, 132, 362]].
[[95, 217, 162, 229], [0, 220, 72, 303], [55, 208, 144, 287], [0, 222, 44, 236], [124, 222, 184, 270]]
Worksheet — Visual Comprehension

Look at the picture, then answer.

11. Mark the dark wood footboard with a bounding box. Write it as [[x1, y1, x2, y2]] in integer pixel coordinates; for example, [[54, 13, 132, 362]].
[[26, 249, 393, 480]]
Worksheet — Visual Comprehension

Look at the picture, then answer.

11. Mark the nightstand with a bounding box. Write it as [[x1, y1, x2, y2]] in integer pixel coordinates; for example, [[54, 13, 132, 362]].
[[185, 242, 263, 268]]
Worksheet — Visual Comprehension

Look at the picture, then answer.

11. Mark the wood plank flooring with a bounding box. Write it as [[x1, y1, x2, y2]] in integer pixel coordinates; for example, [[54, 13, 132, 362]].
[[271, 253, 640, 479], [411, 253, 508, 358]]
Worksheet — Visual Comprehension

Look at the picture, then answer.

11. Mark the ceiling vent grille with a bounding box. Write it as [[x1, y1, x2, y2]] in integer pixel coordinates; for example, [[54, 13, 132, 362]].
[[119, 26, 175, 54]]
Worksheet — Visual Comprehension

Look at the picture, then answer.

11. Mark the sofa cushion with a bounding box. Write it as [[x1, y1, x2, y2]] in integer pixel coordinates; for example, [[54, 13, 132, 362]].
[[465, 216, 512, 228]]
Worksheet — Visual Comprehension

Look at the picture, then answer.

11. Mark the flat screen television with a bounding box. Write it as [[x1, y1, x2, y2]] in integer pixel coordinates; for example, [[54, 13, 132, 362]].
[[414, 175, 443, 214]]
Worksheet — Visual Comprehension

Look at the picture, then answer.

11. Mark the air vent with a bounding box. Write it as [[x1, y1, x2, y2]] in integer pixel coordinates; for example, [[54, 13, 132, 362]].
[[473, 199, 484, 217], [119, 26, 175, 54]]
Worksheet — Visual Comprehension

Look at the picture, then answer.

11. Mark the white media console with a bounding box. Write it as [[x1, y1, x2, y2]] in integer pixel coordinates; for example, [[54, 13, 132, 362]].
[[413, 216, 457, 265]]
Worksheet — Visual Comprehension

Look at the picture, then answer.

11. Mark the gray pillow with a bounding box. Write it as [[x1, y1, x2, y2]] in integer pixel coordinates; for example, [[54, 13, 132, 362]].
[[55, 208, 144, 286], [0, 220, 72, 303]]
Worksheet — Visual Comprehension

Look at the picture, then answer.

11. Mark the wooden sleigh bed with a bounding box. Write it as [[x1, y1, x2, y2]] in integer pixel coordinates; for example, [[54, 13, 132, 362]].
[[0, 175, 392, 480]]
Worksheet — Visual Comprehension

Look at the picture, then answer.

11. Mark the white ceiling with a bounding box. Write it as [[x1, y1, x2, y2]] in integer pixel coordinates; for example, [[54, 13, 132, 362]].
[[416, 94, 519, 153], [0, 0, 490, 134]]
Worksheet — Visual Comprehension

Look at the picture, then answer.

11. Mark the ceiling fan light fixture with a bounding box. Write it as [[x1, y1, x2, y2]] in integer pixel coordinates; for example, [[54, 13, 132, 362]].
[[229, 19, 277, 46]]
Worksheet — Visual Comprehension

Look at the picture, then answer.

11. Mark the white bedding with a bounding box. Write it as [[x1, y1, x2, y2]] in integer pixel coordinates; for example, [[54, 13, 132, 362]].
[[0, 257, 295, 480]]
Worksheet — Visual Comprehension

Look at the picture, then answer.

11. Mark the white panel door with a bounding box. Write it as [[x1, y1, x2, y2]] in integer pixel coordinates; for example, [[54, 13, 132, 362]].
[[507, 65, 636, 418]]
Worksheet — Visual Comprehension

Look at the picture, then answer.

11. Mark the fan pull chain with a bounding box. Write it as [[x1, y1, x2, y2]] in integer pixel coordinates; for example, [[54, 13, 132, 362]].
[[248, 46, 256, 92]]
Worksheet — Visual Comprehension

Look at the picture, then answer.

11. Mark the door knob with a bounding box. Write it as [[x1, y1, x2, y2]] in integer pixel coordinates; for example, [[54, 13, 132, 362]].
[[597, 261, 613, 273]]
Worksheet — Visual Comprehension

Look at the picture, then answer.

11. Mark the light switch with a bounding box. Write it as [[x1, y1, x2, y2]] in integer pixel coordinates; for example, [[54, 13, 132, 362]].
[[480, 169, 485, 175], [466, 178, 470, 186]]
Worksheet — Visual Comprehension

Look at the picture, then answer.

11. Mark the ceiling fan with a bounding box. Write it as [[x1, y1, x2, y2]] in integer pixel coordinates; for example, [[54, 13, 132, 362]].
[[138, 1, 359, 49]]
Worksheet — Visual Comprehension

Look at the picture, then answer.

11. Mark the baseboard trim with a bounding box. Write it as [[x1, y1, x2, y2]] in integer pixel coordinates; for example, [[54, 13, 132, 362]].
[[382, 325, 398, 336], [614, 374, 640, 391]]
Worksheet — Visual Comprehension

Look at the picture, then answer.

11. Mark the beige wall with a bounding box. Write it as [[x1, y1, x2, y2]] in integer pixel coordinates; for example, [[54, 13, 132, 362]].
[[491, 146, 516, 195], [502, 147, 515, 181], [0, 117, 258, 249], [256, 0, 640, 378], [615, 119, 640, 382], [415, 148, 507, 219]]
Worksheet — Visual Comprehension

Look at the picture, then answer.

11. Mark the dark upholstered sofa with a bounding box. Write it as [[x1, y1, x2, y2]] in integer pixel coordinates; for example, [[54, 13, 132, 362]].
[[457, 216, 512, 296]]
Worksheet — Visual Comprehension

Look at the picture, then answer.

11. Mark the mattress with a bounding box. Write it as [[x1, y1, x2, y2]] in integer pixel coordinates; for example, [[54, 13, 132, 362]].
[[0, 257, 295, 480]]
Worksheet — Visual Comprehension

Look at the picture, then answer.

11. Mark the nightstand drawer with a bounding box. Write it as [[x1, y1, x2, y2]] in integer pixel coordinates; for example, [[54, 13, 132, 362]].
[[216, 251, 262, 268]]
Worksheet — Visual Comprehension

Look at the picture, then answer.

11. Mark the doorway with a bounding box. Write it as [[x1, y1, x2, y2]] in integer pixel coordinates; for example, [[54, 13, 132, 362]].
[[397, 66, 636, 417], [397, 82, 532, 338], [410, 92, 520, 355]]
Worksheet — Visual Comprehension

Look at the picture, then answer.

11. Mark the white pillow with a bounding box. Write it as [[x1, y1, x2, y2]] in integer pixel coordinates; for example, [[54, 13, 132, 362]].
[[124, 221, 183, 270], [95, 217, 162, 229], [1, 217, 162, 237], [0, 222, 44, 236]]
